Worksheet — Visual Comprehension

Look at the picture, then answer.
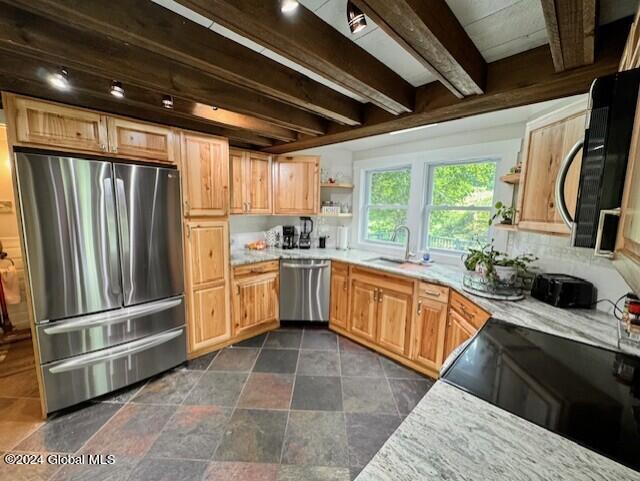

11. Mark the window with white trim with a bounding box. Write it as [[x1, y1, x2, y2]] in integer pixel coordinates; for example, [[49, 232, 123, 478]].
[[424, 160, 497, 252], [362, 166, 411, 245]]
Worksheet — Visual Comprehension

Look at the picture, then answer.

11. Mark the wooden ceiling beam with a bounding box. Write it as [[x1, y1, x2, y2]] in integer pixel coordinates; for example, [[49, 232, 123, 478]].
[[263, 18, 629, 154], [178, 0, 415, 115], [351, 0, 486, 98], [541, 0, 597, 71], [0, 51, 275, 148], [0, 3, 327, 136], [7, 0, 362, 126]]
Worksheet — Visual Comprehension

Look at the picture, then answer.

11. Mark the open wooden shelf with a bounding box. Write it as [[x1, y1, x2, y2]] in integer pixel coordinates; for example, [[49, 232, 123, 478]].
[[500, 173, 521, 184], [493, 223, 518, 232], [319, 212, 353, 218], [321, 183, 354, 189]]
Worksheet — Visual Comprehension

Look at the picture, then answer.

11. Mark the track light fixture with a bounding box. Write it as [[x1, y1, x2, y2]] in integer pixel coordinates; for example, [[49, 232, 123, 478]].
[[48, 67, 70, 91], [110, 80, 124, 98], [347, 1, 367, 34], [281, 0, 299, 14], [211, 105, 219, 111], [162, 95, 174, 109]]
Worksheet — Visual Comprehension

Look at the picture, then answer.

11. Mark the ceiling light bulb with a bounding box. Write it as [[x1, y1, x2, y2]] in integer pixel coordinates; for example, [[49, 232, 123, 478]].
[[48, 68, 70, 91], [281, 0, 299, 14], [347, 1, 367, 34], [162, 95, 174, 109], [110, 80, 124, 98], [211, 105, 219, 111]]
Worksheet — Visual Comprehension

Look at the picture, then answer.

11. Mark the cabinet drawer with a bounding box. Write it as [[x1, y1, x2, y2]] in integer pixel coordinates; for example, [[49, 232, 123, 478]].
[[418, 282, 449, 303], [234, 260, 279, 277], [450, 291, 489, 330]]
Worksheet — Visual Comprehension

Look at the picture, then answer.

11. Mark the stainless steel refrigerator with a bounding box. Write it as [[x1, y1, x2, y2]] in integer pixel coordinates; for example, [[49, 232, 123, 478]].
[[15, 152, 186, 413]]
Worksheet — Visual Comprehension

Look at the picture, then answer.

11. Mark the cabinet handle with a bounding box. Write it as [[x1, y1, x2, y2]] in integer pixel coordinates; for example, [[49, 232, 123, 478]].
[[373, 289, 378, 302], [184, 200, 190, 212], [99, 143, 107, 152], [343, 280, 347, 291], [417, 300, 423, 316], [424, 289, 441, 297], [378, 289, 383, 303]]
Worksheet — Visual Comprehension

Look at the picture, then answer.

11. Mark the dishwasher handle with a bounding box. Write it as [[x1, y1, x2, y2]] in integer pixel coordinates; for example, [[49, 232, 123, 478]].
[[281, 262, 330, 269]]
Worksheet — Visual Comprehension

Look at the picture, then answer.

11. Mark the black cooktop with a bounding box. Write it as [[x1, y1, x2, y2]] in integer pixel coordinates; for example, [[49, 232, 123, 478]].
[[441, 319, 640, 471]]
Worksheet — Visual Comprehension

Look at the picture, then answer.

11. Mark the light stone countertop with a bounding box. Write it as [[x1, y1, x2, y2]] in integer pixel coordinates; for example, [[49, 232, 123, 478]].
[[232, 247, 640, 479], [231, 247, 634, 355], [356, 381, 640, 481]]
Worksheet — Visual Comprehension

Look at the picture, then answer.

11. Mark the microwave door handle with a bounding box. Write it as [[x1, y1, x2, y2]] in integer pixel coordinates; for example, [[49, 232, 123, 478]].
[[594, 208, 621, 258], [555, 138, 584, 230]]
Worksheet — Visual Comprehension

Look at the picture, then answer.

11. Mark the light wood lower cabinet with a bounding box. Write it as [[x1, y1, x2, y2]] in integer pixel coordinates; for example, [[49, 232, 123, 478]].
[[184, 220, 231, 355], [443, 310, 477, 361], [349, 279, 378, 342], [376, 288, 412, 356], [232, 261, 279, 337], [329, 262, 349, 330], [412, 297, 448, 372]]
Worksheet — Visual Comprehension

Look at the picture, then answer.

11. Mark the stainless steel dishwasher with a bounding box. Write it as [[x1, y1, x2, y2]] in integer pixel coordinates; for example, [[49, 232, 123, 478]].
[[280, 259, 330, 322]]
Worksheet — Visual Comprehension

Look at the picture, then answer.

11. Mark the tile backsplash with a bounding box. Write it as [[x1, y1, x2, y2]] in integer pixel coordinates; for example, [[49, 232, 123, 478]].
[[507, 231, 631, 313]]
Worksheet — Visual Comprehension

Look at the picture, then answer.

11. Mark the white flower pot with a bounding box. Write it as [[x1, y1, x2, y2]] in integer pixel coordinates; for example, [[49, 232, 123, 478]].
[[494, 265, 517, 285]]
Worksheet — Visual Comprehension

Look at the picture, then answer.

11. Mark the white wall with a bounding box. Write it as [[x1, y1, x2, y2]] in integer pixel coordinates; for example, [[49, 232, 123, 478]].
[[351, 125, 525, 264]]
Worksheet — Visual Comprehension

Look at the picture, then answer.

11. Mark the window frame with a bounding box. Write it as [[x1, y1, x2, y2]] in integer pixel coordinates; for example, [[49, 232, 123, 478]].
[[360, 164, 412, 246], [422, 157, 498, 254]]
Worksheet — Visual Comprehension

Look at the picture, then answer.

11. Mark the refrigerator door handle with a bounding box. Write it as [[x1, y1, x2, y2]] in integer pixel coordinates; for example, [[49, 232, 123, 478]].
[[115, 177, 132, 298], [48, 328, 184, 374], [43, 297, 183, 334], [103, 177, 121, 295], [555, 138, 583, 239]]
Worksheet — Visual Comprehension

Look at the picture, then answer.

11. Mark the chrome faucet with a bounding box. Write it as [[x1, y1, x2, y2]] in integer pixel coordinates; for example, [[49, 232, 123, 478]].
[[391, 225, 413, 261]]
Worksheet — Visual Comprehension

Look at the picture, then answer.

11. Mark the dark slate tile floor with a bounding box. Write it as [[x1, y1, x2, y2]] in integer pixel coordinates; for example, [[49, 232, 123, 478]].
[[1, 327, 435, 481]]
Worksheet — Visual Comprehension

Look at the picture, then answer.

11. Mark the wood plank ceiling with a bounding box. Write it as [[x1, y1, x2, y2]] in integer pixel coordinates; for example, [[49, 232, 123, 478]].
[[0, 0, 634, 152]]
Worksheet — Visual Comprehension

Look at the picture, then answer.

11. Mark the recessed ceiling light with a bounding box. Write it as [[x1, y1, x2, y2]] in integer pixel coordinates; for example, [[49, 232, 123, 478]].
[[48, 68, 70, 91], [110, 80, 124, 98], [162, 95, 174, 109], [281, 0, 299, 14], [347, 1, 367, 34], [389, 123, 439, 135]]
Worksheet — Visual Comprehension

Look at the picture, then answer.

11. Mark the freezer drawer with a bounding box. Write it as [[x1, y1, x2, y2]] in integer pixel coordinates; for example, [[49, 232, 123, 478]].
[[36, 296, 185, 364], [280, 259, 330, 321], [41, 326, 186, 413], [114, 163, 184, 306]]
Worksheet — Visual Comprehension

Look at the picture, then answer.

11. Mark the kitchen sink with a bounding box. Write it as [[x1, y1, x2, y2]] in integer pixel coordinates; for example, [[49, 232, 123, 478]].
[[365, 257, 429, 270]]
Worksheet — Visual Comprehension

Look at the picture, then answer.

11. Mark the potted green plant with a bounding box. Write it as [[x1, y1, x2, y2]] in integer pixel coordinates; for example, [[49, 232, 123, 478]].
[[463, 239, 537, 287], [489, 201, 517, 225]]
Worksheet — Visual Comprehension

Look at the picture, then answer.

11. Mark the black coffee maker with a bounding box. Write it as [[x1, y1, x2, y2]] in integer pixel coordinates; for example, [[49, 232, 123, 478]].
[[299, 217, 313, 249], [282, 225, 296, 249]]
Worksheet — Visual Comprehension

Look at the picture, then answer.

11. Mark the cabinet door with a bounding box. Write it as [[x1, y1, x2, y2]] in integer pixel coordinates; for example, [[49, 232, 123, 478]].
[[184, 221, 230, 354], [443, 310, 476, 362], [273, 156, 319, 214], [181, 133, 229, 217], [11, 96, 108, 154], [349, 279, 377, 342], [329, 263, 349, 330], [107, 117, 175, 162], [247, 152, 272, 213], [517, 101, 586, 234], [412, 298, 447, 371], [376, 288, 412, 356], [233, 272, 279, 337], [230, 149, 246, 214]]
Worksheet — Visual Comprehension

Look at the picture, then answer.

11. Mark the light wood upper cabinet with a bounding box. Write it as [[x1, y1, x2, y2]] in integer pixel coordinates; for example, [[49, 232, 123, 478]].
[[232, 270, 279, 337], [107, 117, 176, 163], [329, 262, 350, 330], [181, 133, 229, 217], [8, 96, 108, 154], [376, 287, 412, 356], [614, 91, 640, 293], [184, 221, 231, 354], [349, 279, 378, 342], [230, 148, 272, 214], [412, 296, 448, 372], [517, 100, 587, 234], [273, 155, 319, 215]]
